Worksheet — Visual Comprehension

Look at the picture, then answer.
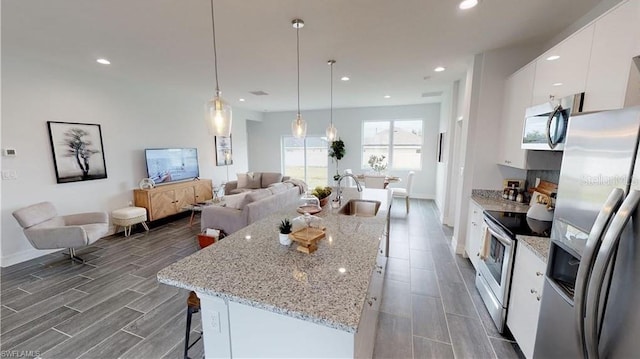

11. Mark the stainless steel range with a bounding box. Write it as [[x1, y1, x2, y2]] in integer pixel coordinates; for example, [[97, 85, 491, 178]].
[[476, 210, 549, 333]]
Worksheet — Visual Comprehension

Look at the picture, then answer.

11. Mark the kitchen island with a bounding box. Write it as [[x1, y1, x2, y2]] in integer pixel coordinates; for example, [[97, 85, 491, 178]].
[[157, 188, 391, 358]]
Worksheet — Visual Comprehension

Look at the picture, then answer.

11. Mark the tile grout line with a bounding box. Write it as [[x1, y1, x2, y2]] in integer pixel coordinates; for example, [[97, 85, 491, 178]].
[[120, 328, 145, 340], [51, 327, 72, 338]]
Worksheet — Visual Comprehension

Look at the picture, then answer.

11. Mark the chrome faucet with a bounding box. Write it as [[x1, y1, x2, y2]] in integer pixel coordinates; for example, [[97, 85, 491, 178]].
[[333, 174, 363, 206]]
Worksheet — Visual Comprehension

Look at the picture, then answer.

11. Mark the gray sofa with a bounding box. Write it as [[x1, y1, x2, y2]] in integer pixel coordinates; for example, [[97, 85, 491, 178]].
[[224, 172, 291, 195], [201, 173, 303, 235]]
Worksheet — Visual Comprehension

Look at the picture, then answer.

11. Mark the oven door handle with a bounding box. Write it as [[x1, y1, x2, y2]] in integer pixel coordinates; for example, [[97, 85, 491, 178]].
[[484, 224, 512, 247]]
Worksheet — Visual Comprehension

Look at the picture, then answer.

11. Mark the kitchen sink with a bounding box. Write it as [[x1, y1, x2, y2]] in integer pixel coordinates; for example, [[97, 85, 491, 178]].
[[338, 200, 381, 217]]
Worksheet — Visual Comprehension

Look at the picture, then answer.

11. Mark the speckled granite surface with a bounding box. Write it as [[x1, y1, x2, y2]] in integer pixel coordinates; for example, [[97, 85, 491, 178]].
[[471, 195, 530, 213], [471, 189, 503, 200], [157, 188, 390, 333], [516, 235, 551, 263]]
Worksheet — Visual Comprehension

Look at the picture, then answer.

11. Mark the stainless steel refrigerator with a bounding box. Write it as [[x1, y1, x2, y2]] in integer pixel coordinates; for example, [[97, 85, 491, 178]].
[[534, 106, 640, 358]]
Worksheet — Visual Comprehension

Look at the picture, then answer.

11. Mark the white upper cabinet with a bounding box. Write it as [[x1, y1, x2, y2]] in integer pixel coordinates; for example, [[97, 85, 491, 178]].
[[585, 0, 639, 111], [532, 24, 595, 105], [499, 63, 535, 168], [498, 63, 564, 170]]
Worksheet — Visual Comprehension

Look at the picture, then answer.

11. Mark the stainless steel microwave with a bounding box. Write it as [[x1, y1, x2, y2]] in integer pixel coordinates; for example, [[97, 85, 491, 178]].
[[522, 93, 584, 151]]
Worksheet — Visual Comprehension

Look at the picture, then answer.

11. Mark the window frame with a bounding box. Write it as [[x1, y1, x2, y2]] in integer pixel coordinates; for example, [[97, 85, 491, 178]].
[[361, 119, 424, 171]]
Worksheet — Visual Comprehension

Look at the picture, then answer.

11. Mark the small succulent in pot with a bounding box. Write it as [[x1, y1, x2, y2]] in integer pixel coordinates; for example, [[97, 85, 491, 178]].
[[279, 218, 293, 235]]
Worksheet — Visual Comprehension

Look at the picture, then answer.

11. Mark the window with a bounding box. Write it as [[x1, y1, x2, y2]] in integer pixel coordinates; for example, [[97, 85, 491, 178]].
[[282, 136, 328, 188], [362, 119, 423, 170]]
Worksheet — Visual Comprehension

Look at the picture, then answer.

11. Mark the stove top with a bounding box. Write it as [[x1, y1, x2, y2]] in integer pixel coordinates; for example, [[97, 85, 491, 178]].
[[484, 210, 551, 238]]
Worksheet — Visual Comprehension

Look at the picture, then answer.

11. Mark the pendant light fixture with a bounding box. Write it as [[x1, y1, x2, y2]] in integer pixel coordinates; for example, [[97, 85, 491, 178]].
[[205, 0, 232, 137], [291, 19, 307, 139], [326, 60, 338, 142]]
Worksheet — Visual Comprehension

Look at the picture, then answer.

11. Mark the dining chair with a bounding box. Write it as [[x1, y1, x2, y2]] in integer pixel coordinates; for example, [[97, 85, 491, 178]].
[[391, 171, 414, 213], [343, 169, 355, 187], [364, 175, 386, 189]]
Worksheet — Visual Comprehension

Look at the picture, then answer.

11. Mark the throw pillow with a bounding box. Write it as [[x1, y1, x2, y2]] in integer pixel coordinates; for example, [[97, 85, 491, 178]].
[[225, 193, 249, 209], [246, 172, 262, 189], [236, 173, 249, 189], [261, 172, 283, 187]]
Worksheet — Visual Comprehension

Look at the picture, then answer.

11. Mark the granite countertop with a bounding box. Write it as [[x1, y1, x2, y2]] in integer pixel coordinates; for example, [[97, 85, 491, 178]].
[[157, 188, 390, 333], [471, 195, 530, 214], [471, 191, 549, 262], [516, 235, 551, 263]]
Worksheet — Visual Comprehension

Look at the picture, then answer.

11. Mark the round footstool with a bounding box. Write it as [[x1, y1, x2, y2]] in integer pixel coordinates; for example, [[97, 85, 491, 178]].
[[112, 207, 149, 237]]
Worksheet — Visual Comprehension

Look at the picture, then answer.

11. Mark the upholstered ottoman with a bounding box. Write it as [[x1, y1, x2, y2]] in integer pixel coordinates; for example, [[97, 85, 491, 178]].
[[112, 207, 149, 237]]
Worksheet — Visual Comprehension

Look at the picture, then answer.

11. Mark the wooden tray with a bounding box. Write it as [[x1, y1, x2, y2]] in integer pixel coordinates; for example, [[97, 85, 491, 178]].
[[289, 227, 326, 254]]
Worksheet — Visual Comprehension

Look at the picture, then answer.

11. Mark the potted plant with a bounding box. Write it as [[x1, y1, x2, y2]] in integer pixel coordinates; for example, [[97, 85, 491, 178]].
[[329, 139, 346, 181], [278, 218, 293, 245], [311, 186, 332, 207]]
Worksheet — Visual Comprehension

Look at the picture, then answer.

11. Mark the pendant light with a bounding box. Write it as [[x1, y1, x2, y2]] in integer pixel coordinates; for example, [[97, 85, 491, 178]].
[[205, 0, 232, 137], [291, 19, 307, 139], [326, 60, 338, 142]]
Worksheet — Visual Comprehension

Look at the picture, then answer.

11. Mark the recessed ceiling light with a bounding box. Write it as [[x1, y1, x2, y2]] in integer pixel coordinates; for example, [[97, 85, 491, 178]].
[[338, 268, 346, 273], [239, 98, 245, 102], [552, 82, 563, 86], [459, 0, 478, 10], [546, 55, 560, 61], [384, 95, 391, 99], [341, 76, 350, 81], [434, 66, 446, 72], [96, 58, 111, 65]]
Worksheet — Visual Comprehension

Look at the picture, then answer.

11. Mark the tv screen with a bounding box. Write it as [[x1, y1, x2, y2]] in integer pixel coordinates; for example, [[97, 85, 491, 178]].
[[145, 148, 200, 184]]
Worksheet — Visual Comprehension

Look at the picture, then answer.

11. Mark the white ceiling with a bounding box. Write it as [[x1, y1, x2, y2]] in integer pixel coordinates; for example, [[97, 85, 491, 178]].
[[3, 0, 603, 112]]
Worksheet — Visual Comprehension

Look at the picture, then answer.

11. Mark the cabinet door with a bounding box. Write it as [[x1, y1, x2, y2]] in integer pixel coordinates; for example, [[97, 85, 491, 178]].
[[175, 187, 196, 210], [585, 0, 638, 111], [150, 190, 178, 220], [499, 63, 535, 169], [465, 202, 484, 269], [507, 245, 546, 359], [195, 182, 213, 202], [532, 24, 595, 105]]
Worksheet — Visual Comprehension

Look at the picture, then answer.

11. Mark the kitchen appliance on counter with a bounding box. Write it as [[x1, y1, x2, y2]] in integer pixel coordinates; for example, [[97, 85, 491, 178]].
[[522, 93, 584, 151], [534, 106, 640, 358], [477, 210, 550, 333]]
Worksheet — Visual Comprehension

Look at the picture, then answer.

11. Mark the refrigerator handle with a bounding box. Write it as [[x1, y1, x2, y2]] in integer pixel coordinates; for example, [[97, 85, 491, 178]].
[[574, 188, 624, 358], [585, 190, 640, 359]]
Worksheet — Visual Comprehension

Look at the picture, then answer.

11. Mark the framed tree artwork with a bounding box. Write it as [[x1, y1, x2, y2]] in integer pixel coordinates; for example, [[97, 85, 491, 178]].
[[47, 121, 108, 183], [215, 135, 233, 166]]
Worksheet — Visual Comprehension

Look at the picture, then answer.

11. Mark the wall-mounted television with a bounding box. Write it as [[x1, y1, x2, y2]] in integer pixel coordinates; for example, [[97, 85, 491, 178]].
[[145, 148, 200, 184]]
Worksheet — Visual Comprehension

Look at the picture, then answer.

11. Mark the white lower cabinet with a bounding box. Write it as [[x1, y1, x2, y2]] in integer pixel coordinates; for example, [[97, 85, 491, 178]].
[[465, 201, 484, 270], [507, 244, 546, 359]]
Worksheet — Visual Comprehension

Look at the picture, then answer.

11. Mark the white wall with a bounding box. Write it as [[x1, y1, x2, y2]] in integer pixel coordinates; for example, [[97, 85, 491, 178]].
[[247, 104, 441, 199], [451, 42, 543, 254], [434, 85, 452, 219], [1, 57, 257, 266]]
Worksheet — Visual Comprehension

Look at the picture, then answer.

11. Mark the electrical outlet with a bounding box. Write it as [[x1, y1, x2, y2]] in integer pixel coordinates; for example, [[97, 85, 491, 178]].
[[128, 201, 133, 206], [210, 311, 221, 333], [1, 170, 17, 180]]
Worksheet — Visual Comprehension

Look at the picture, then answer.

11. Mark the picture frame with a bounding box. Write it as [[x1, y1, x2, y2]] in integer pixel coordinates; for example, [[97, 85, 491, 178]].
[[47, 121, 108, 183], [215, 135, 233, 166]]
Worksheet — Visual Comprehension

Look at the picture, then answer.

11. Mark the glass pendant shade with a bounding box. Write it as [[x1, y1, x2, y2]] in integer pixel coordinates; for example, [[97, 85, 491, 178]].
[[205, 92, 232, 137], [326, 123, 338, 142], [291, 113, 307, 139]]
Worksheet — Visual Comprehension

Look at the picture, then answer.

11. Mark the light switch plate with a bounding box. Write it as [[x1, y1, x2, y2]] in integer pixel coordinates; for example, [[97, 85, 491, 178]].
[[2, 170, 17, 180]]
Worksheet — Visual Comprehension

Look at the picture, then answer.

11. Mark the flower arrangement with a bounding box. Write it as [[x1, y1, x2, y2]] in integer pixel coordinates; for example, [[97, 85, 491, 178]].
[[368, 154, 387, 173], [329, 139, 346, 181]]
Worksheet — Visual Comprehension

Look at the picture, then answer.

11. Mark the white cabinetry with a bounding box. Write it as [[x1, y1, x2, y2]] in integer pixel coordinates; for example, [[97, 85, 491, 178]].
[[585, 0, 639, 111], [465, 201, 484, 270], [532, 24, 595, 105], [507, 243, 546, 359], [498, 63, 564, 170]]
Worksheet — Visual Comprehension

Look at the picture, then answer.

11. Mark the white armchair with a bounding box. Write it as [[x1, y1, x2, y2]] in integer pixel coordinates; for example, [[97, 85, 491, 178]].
[[12, 202, 109, 263]]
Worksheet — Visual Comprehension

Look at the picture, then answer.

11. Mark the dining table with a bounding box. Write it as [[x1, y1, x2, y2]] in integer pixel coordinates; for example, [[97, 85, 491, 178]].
[[355, 174, 401, 188]]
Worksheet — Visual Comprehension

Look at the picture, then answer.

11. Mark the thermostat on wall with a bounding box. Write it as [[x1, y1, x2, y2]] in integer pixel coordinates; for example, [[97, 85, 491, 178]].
[[3, 148, 16, 157]]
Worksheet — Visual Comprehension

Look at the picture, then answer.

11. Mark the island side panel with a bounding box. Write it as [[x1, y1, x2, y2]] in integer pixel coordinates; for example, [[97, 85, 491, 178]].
[[228, 301, 355, 358], [198, 294, 232, 358]]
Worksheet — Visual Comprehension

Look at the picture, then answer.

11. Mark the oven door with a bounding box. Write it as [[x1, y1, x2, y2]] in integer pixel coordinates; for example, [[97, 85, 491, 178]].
[[477, 219, 515, 305]]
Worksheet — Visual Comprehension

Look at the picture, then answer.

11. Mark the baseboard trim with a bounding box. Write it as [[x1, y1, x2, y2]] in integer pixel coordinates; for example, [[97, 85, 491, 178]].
[[1, 248, 61, 268]]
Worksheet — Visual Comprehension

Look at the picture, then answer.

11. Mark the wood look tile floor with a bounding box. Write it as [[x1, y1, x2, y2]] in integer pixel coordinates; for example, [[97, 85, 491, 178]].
[[0, 200, 523, 358]]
